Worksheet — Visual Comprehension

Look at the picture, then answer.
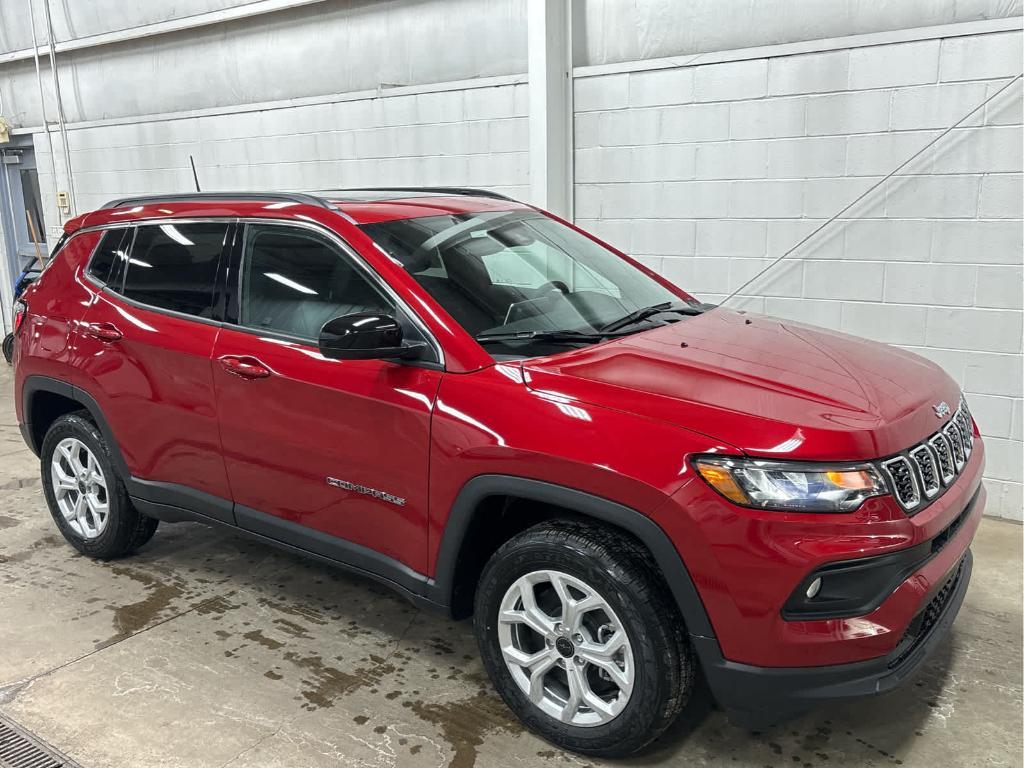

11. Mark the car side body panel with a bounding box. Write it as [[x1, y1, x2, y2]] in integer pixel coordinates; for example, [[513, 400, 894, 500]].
[[75, 286, 231, 502], [13, 231, 100, 401], [211, 323, 442, 573], [425, 364, 740, 577]]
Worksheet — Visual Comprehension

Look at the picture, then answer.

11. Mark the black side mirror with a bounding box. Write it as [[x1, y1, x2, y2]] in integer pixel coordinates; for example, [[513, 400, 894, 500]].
[[318, 313, 426, 361]]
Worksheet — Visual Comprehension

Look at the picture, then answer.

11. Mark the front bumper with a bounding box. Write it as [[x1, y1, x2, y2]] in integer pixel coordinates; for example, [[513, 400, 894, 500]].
[[699, 548, 973, 729], [663, 438, 985, 668]]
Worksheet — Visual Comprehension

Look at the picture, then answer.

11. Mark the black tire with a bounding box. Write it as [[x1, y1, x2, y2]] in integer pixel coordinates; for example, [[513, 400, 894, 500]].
[[474, 520, 693, 757], [2, 333, 13, 365], [40, 413, 158, 559]]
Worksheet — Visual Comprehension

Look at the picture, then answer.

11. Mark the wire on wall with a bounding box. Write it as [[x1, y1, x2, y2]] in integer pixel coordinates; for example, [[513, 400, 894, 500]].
[[42, 0, 77, 218], [27, 0, 62, 227], [721, 72, 1024, 306]]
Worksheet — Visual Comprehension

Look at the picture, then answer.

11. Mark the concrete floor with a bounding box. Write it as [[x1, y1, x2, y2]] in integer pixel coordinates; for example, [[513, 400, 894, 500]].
[[0, 365, 1021, 768]]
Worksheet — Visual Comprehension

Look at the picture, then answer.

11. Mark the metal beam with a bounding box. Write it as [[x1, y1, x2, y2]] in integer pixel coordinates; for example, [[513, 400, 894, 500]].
[[528, 0, 573, 220]]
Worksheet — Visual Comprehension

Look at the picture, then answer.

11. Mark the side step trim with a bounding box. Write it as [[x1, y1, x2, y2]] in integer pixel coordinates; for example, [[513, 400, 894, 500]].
[[130, 496, 446, 617]]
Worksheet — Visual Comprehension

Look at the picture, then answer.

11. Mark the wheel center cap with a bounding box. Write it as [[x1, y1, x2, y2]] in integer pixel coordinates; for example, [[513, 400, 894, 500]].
[[554, 636, 574, 658]]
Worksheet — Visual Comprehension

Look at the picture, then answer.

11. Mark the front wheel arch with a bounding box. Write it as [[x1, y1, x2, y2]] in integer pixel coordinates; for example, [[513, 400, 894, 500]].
[[432, 475, 716, 639]]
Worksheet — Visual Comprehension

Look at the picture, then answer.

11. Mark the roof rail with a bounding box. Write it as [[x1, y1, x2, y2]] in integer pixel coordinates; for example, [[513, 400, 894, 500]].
[[101, 192, 335, 210], [331, 187, 517, 202]]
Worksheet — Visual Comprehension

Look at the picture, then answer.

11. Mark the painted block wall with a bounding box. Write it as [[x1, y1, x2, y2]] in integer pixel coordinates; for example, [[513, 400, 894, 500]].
[[574, 29, 1024, 519], [32, 82, 530, 215]]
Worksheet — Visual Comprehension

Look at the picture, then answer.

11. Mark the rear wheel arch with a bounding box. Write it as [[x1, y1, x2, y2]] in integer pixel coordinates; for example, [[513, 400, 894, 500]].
[[22, 376, 131, 478], [433, 475, 716, 639]]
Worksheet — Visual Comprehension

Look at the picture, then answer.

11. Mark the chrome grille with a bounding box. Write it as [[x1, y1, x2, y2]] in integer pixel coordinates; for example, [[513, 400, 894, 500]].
[[943, 420, 965, 470], [929, 434, 955, 485], [882, 456, 920, 510], [883, 399, 975, 513], [910, 445, 940, 498], [955, 405, 974, 456]]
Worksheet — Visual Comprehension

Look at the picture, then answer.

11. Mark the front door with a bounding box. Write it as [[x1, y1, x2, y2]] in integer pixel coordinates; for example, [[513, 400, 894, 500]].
[[211, 222, 442, 576]]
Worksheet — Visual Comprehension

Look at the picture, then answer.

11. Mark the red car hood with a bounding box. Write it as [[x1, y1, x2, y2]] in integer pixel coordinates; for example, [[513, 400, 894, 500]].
[[521, 309, 962, 461]]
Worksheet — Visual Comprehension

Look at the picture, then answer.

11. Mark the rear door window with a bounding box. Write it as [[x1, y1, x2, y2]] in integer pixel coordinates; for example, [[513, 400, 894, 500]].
[[121, 223, 229, 318]]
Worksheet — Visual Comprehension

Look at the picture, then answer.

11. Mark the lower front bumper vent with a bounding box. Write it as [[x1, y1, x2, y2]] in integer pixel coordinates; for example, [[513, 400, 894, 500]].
[[888, 558, 965, 670], [0, 713, 81, 768]]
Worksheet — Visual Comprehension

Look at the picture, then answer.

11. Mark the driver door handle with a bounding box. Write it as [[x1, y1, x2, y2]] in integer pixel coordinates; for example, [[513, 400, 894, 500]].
[[83, 322, 123, 342], [219, 355, 272, 380]]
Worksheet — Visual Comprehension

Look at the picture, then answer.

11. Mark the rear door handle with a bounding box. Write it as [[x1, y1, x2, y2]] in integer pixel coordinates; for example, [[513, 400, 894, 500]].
[[219, 355, 272, 380], [83, 322, 123, 342]]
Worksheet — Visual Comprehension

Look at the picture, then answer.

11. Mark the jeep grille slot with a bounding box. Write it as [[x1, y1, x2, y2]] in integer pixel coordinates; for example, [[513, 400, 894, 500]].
[[910, 445, 940, 498], [882, 456, 920, 510], [955, 408, 974, 456], [943, 421, 966, 470], [929, 434, 955, 485], [883, 400, 975, 514]]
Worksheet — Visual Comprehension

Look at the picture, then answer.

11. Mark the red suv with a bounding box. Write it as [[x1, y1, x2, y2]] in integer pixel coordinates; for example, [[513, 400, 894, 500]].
[[12, 189, 983, 756]]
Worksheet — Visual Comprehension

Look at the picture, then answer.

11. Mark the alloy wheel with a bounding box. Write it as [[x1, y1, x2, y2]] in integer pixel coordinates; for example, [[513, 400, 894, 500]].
[[51, 437, 109, 539], [497, 569, 634, 727]]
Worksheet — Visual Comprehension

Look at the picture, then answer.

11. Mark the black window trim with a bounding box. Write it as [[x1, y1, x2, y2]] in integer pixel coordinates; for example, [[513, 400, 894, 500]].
[[226, 218, 445, 369], [74, 217, 444, 368]]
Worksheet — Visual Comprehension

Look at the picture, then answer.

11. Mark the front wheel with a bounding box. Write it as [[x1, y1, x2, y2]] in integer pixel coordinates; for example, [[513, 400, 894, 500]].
[[474, 521, 693, 757], [40, 413, 158, 559]]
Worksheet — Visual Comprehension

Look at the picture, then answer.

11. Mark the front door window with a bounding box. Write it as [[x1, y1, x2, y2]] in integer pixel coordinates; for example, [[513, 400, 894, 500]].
[[236, 224, 433, 360]]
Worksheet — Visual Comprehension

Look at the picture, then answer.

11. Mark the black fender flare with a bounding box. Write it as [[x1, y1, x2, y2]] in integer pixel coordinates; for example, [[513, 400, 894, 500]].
[[22, 375, 132, 478], [22, 375, 233, 522], [430, 474, 716, 639]]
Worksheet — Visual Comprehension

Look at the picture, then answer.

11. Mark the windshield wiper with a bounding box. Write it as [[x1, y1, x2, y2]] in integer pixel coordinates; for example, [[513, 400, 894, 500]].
[[475, 329, 621, 345], [598, 301, 708, 333]]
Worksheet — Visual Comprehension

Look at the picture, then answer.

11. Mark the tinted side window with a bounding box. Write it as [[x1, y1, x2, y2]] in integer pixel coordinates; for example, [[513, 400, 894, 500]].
[[239, 225, 394, 340], [87, 228, 128, 285], [122, 223, 228, 317]]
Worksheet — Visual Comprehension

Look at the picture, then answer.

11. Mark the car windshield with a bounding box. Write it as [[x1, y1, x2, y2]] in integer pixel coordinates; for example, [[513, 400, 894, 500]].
[[360, 210, 697, 357]]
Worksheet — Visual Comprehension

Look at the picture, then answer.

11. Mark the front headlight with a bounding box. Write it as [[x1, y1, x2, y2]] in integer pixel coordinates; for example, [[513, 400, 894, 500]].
[[693, 455, 888, 513]]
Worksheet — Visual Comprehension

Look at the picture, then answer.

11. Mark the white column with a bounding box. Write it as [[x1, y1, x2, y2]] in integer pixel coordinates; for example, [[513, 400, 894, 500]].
[[527, 0, 573, 220]]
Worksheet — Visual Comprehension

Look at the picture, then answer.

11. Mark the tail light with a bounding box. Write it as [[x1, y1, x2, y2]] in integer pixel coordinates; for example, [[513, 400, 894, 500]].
[[13, 299, 28, 335]]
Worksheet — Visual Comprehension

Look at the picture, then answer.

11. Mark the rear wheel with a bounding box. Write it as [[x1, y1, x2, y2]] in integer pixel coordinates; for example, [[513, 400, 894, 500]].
[[474, 521, 693, 757], [40, 413, 158, 559]]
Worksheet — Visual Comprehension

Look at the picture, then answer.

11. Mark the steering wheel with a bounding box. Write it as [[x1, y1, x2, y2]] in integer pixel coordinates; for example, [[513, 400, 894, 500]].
[[536, 280, 570, 296]]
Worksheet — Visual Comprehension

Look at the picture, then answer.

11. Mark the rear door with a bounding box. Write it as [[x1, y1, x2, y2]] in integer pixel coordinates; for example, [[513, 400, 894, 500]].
[[211, 221, 442, 575], [75, 221, 234, 519]]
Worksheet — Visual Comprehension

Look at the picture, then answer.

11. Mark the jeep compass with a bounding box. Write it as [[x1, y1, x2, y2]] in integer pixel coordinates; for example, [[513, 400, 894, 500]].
[[12, 189, 983, 756]]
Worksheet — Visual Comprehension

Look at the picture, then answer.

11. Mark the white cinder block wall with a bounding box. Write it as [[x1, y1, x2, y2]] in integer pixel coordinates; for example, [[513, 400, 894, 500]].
[[33, 81, 530, 215], [1, 2, 1021, 519], [574, 26, 1024, 519]]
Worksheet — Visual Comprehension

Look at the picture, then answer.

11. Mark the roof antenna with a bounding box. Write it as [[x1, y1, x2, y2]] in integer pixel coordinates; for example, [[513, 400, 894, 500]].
[[189, 155, 202, 192]]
